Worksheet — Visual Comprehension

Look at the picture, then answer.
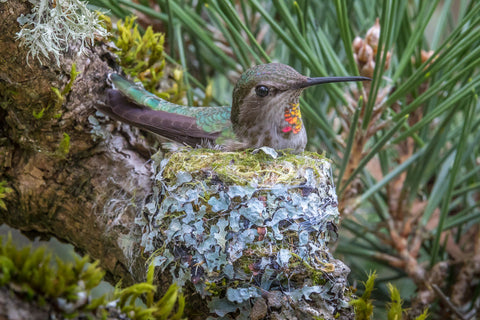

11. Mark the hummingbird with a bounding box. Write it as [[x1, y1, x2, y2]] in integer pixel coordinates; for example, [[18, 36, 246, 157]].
[[99, 63, 369, 153]]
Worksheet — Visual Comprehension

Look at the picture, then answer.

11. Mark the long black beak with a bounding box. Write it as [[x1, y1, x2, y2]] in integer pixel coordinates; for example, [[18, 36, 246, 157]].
[[299, 76, 371, 88]]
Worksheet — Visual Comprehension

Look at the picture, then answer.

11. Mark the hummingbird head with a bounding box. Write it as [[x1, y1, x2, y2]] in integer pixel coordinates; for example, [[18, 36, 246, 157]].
[[230, 63, 370, 152], [231, 63, 305, 127]]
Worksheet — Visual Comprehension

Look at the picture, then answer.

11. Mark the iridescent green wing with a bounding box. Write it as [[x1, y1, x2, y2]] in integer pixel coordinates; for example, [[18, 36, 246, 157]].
[[109, 74, 231, 133]]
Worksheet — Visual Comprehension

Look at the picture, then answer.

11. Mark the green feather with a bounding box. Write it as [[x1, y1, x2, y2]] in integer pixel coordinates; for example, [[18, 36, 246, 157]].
[[110, 74, 231, 134]]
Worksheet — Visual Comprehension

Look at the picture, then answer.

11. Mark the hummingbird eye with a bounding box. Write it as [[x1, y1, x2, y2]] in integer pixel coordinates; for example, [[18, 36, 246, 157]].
[[255, 85, 269, 97]]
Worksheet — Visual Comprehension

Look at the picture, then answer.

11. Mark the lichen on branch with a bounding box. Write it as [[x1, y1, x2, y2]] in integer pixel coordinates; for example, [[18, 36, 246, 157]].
[[15, 0, 109, 66]]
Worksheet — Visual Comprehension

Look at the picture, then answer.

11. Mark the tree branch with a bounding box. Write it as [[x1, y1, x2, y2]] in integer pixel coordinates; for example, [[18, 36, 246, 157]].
[[0, 0, 151, 287]]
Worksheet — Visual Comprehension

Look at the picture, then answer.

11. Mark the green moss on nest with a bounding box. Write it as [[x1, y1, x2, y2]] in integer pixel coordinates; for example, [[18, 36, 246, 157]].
[[162, 148, 328, 187]]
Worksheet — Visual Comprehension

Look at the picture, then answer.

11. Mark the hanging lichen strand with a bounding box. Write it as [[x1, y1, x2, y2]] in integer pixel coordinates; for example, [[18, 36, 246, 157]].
[[137, 147, 353, 319]]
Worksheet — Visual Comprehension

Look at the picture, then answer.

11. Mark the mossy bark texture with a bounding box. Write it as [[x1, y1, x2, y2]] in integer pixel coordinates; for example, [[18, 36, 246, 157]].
[[0, 0, 150, 290]]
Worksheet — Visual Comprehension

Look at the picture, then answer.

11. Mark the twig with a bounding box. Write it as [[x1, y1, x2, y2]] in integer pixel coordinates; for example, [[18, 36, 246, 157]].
[[432, 284, 474, 320]]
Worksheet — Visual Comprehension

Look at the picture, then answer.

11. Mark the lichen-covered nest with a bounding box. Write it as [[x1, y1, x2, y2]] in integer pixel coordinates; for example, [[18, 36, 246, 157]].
[[137, 147, 353, 319]]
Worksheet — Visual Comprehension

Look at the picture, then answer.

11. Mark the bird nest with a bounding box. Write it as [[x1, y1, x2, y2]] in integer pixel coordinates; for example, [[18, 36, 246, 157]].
[[137, 147, 353, 319]]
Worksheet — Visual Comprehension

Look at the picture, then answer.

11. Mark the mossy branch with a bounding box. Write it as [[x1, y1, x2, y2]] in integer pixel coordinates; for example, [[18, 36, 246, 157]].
[[0, 235, 184, 320]]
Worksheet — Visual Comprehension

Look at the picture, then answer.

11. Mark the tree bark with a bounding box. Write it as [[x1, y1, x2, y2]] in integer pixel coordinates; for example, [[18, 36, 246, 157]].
[[0, 0, 152, 287]]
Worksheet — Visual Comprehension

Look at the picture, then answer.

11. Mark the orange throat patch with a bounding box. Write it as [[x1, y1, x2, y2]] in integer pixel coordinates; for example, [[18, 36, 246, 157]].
[[282, 103, 302, 134]]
